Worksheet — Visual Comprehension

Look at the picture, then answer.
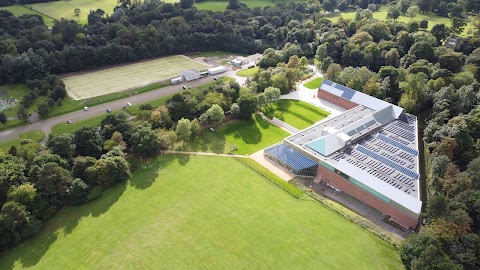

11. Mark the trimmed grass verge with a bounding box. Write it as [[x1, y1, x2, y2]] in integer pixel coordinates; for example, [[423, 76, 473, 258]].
[[236, 157, 304, 198], [0, 155, 402, 269], [236, 66, 259, 77], [303, 77, 323, 90], [218, 114, 290, 155], [262, 99, 330, 130], [0, 130, 45, 152]]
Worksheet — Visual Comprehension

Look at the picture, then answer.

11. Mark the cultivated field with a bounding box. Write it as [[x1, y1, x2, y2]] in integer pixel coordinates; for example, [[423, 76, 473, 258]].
[[63, 55, 208, 100], [0, 155, 402, 269]]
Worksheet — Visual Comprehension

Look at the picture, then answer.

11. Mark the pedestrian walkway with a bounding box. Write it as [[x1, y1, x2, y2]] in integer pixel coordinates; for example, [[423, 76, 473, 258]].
[[271, 117, 300, 133], [257, 112, 296, 134], [249, 149, 296, 181], [161, 150, 249, 158]]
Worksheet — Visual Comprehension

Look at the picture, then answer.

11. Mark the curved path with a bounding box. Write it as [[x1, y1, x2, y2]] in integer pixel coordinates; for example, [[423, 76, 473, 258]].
[[0, 73, 232, 143]]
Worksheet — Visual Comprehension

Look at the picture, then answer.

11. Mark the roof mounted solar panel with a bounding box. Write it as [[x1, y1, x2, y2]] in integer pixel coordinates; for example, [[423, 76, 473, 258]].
[[356, 145, 419, 179], [377, 134, 418, 156], [265, 144, 318, 171]]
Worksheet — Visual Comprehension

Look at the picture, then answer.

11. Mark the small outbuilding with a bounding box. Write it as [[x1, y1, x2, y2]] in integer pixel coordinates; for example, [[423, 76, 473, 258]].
[[181, 69, 201, 81], [171, 77, 184, 84], [208, 66, 227, 75]]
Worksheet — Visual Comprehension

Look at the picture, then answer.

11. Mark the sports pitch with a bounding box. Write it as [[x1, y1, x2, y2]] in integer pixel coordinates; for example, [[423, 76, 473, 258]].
[[62, 55, 208, 100], [0, 155, 402, 269]]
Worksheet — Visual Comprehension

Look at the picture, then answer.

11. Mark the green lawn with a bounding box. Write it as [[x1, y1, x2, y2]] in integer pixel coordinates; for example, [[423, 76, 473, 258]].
[[218, 114, 290, 155], [328, 6, 474, 36], [0, 155, 402, 269], [262, 99, 330, 130], [25, 0, 118, 25], [193, 51, 244, 57], [0, 5, 55, 26], [236, 66, 259, 77], [51, 114, 107, 134], [303, 77, 324, 90], [195, 0, 301, 12], [0, 130, 45, 152]]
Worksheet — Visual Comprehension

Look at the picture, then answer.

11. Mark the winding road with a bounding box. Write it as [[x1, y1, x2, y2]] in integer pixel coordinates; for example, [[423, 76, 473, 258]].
[[0, 73, 238, 143]]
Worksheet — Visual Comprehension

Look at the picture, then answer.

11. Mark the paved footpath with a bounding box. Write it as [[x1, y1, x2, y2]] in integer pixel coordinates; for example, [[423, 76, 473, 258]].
[[0, 73, 234, 143]]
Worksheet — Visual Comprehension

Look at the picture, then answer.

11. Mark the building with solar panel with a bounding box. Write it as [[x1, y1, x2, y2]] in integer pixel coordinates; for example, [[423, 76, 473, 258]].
[[264, 80, 422, 229]]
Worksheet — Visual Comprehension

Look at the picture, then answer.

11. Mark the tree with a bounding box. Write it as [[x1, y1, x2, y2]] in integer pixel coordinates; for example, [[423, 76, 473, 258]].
[[431, 24, 449, 43], [73, 127, 103, 158], [387, 6, 400, 20], [180, 0, 194, 9], [46, 133, 76, 160], [406, 5, 419, 18], [0, 152, 26, 203], [227, 0, 246, 10], [438, 53, 463, 73], [263, 87, 281, 104], [73, 8, 81, 21], [17, 106, 28, 122], [467, 157, 480, 189], [66, 178, 90, 205], [237, 94, 258, 120], [419, 20, 428, 30], [7, 183, 37, 208], [176, 118, 192, 141], [190, 118, 201, 137], [325, 63, 342, 81], [0, 112, 6, 124], [72, 156, 97, 180], [230, 103, 240, 117], [384, 48, 400, 68], [409, 41, 435, 62], [205, 104, 224, 127], [451, 18, 467, 36], [129, 125, 160, 157]]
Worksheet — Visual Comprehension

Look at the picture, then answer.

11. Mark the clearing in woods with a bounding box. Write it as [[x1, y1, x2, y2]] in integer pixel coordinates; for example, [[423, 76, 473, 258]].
[[62, 55, 208, 100]]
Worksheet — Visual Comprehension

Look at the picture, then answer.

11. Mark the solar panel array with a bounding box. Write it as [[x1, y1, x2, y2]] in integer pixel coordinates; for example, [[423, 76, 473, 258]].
[[356, 145, 419, 179], [377, 134, 418, 156], [265, 144, 318, 171], [322, 79, 357, 100]]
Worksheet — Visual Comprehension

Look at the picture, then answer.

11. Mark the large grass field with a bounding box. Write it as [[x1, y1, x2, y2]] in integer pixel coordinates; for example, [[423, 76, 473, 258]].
[[0, 5, 55, 25], [0, 130, 45, 152], [262, 99, 330, 130], [328, 5, 475, 36], [63, 55, 208, 100], [0, 155, 402, 269], [195, 0, 300, 12]]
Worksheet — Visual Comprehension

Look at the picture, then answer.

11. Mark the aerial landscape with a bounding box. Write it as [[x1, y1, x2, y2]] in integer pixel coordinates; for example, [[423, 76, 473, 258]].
[[0, 0, 480, 269]]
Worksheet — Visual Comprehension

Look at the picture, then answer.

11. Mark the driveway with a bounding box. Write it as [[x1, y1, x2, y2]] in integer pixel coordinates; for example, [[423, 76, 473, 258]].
[[0, 75, 227, 143]]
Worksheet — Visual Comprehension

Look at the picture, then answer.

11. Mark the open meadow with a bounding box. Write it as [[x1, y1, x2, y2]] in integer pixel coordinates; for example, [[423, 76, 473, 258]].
[[328, 5, 475, 36], [195, 0, 300, 12], [63, 55, 208, 100], [0, 155, 402, 269]]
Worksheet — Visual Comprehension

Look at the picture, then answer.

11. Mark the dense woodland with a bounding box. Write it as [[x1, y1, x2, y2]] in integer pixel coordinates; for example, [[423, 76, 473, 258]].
[[1, 0, 480, 268]]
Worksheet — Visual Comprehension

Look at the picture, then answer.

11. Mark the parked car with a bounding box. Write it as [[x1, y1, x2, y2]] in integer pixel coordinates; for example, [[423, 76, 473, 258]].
[[127, 102, 132, 107], [106, 108, 112, 113], [67, 120, 73, 124], [182, 85, 187, 89], [213, 77, 218, 81], [83, 106, 89, 111]]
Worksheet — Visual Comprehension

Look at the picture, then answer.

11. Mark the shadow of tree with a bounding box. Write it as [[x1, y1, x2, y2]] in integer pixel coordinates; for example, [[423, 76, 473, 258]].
[[0, 157, 168, 269]]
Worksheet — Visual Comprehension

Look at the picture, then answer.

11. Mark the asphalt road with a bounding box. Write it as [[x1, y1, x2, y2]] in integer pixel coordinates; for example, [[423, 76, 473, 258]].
[[0, 74, 233, 143]]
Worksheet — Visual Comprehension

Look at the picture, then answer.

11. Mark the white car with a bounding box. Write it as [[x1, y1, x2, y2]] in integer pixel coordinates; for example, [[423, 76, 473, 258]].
[[66, 120, 73, 124], [127, 102, 132, 107], [83, 106, 89, 111]]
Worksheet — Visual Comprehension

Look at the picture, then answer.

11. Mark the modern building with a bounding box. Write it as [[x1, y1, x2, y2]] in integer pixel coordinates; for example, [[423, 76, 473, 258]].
[[208, 66, 227, 75], [181, 69, 201, 81], [230, 57, 249, 67], [265, 80, 422, 229], [170, 77, 184, 84]]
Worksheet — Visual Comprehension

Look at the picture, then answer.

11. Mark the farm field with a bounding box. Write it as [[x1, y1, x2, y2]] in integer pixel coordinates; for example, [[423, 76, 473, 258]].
[[0, 130, 45, 152], [262, 99, 330, 130], [303, 77, 324, 90], [328, 6, 474, 36], [0, 5, 55, 25], [63, 55, 208, 100], [0, 155, 402, 269]]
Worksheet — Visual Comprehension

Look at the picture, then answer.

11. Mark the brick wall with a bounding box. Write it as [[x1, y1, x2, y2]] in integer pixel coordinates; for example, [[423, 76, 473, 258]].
[[317, 89, 357, 109], [317, 165, 419, 229]]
